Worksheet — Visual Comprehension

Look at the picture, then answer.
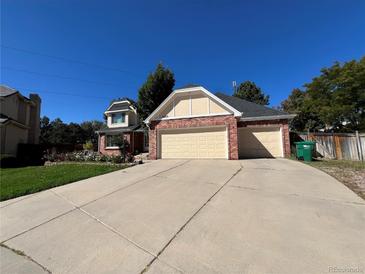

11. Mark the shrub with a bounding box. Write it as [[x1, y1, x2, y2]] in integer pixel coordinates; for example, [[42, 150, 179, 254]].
[[99, 154, 108, 162], [43, 151, 134, 164], [124, 152, 135, 163], [111, 155, 123, 164], [83, 141, 94, 151], [17, 144, 44, 166], [0, 157, 21, 168]]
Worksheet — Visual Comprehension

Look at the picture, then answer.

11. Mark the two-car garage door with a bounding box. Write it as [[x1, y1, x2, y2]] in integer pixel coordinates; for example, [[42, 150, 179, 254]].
[[159, 127, 227, 159], [158, 126, 283, 159]]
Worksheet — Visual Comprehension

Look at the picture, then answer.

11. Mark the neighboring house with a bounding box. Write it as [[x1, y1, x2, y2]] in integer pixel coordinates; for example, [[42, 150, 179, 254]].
[[144, 85, 295, 160], [0, 85, 41, 157], [97, 100, 147, 155]]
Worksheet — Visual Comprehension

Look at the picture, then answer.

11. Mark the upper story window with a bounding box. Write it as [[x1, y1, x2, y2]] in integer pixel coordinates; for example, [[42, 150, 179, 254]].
[[111, 113, 125, 124]]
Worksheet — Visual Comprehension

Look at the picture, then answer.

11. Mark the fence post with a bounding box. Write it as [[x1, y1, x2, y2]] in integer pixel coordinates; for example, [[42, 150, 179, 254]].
[[331, 131, 337, 159], [356, 131, 364, 162]]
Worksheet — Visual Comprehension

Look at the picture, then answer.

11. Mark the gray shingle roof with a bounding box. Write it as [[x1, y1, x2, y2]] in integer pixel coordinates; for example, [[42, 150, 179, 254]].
[[96, 125, 140, 134], [107, 101, 133, 112], [215, 92, 289, 118], [0, 85, 18, 97]]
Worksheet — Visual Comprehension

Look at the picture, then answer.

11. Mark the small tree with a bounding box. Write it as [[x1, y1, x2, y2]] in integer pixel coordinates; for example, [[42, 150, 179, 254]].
[[234, 81, 270, 105], [137, 63, 175, 121], [83, 140, 94, 151], [118, 139, 129, 157]]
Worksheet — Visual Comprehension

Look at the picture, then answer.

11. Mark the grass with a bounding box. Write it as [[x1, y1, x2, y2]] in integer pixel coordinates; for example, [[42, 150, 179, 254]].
[[0, 163, 126, 201], [305, 159, 365, 200], [308, 159, 365, 170]]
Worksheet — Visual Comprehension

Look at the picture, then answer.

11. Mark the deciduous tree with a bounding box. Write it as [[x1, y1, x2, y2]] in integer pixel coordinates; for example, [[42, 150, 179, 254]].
[[281, 56, 365, 132]]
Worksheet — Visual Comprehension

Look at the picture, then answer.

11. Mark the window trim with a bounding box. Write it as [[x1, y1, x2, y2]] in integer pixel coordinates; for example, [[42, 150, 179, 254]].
[[111, 112, 126, 124], [105, 134, 122, 149]]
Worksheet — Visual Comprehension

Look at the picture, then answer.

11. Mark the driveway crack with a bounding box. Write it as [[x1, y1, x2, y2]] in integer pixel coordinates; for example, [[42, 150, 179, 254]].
[[141, 163, 243, 274], [1, 243, 52, 273]]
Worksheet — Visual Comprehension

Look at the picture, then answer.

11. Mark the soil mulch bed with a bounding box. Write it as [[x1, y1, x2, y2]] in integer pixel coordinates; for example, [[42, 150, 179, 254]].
[[308, 160, 365, 200]]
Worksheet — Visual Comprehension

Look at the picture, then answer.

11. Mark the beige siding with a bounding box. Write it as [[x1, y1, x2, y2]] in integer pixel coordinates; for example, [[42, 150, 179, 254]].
[[158, 91, 230, 119], [210, 99, 226, 113], [191, 95, 208, 115], [174, 96, 190, 116], [238, 127, 283, 158], [159, 127, 227, 159], [1, 95, 19, 120], [3, 124, 28, 156]]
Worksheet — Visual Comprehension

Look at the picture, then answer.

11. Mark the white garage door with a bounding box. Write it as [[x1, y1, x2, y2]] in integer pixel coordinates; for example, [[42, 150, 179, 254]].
[[238, 127, 283, 158], [159, 127, 227, 159]]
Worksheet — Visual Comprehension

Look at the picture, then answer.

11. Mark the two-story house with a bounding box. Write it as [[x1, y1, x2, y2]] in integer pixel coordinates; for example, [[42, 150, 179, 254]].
[[97, 100, 148, 155], [0, 85, 41, 157]]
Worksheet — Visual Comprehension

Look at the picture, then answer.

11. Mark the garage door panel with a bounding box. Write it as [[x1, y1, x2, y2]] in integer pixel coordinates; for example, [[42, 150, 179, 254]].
[[160, 127, 227, 159], [238, 127, 282, 158]]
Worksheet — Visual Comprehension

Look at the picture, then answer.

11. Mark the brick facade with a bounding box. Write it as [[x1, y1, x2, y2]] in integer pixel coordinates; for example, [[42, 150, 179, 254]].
[[98, 132, 145, 156], [149, 115, 239, 160], [237, 119, 291, 157], [148, 116, 291, 160]]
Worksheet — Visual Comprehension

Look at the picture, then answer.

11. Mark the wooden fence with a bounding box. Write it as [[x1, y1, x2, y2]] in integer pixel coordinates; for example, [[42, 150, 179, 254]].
[[295, 131, 365, 161]]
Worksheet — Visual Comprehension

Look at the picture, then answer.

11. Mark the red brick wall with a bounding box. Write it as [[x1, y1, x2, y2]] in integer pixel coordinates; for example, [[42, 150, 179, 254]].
[[148, 115, 239, 160], [98, 135, 121, 156], [98, 132, 146, 155], [237, 119, 291, 157]]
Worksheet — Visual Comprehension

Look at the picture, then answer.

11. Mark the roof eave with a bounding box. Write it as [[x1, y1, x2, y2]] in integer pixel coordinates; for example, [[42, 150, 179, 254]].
[[104, 109, 132, 114], [240, 114, 296, 122]]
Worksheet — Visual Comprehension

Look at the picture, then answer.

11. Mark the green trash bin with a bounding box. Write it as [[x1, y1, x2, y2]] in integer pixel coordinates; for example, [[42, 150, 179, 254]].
[[295, 141, 316, 162]]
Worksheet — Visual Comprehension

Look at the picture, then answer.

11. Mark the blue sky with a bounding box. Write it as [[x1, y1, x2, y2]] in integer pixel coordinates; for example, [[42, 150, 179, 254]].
[[1, 0, 364, 123]]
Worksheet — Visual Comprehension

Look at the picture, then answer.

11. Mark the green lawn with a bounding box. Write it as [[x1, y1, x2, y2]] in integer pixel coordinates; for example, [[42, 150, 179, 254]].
[[0, 163, 126, 201], [308, 159, 365, 170]]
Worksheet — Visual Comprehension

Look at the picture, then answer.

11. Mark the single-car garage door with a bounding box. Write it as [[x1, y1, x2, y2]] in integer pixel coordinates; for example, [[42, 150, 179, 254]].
[[238, 127, 283, 158], [159, 127, 227, 159]]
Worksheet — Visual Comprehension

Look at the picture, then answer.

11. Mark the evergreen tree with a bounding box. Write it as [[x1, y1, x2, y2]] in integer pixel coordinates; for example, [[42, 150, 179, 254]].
[[234, 81, 270, 105], [137, 63, 175, 121]]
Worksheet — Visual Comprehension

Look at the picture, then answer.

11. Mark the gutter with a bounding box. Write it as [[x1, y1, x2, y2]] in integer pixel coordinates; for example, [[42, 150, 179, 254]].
[[240, 114, 296, 122]]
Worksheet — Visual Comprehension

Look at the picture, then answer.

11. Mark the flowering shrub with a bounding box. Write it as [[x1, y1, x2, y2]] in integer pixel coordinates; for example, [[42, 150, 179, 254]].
[[83, 141, 94, 151], [44, 151, 134, 163]]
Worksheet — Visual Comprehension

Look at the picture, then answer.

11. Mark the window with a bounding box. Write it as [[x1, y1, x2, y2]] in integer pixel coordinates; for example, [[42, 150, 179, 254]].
[[106, 135, 121, 148], [144, 132, 149, 148], [111, 113, 125, 124]]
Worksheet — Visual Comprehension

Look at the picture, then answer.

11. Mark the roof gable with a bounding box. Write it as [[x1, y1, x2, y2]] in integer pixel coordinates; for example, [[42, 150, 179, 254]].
[[144, 86, 242, 123]]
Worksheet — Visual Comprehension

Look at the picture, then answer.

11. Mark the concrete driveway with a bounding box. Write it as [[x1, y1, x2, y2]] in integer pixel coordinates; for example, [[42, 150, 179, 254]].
[[1, 159, 364, 274]]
